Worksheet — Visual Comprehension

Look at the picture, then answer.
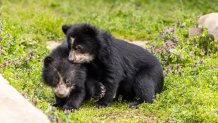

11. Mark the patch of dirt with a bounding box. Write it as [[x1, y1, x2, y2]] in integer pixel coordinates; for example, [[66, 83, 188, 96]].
[[46, 40, 148, 50], [46, 41, 61, 50], [96, 110, 157, 122], [129, 40, 148, 48]]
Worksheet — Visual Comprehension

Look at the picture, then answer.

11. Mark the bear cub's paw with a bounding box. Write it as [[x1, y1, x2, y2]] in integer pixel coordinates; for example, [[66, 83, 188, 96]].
[[94, 100, 111, 108], [93, 82, 106, 100], [52, 103, 64, 108], [128, 102, 139, 109], [62, 104, 78, 111]]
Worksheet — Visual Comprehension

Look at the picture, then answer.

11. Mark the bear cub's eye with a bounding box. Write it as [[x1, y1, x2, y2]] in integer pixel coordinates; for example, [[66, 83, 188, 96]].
[[66, 79, 70, 84], [65, 79, 71, 86], [75, 45, 83, 51]]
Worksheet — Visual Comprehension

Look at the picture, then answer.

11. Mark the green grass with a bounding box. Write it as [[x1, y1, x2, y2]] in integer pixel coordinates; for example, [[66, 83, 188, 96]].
[[0, 0, 218, 122]]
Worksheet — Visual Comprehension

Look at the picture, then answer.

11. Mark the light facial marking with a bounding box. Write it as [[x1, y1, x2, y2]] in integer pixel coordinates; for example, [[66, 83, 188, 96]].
[[70, 37, 75, 45], [68, 50, 94, 63], [53, 72, 74, 98]]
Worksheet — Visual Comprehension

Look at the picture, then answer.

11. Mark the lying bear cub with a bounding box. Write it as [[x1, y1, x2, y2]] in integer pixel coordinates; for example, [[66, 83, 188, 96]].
[[42, 41, 105, 110], [62, 23, 164, 108]]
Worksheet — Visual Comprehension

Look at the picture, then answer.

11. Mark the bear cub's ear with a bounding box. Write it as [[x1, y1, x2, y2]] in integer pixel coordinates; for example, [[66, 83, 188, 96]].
[[62, 25, 71, 35], [44, 56, 54, 67], [82, 24, 98, 37]]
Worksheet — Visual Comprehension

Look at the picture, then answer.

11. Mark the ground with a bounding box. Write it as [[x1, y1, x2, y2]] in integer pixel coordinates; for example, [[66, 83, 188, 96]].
[[0, 0, 218, 122]]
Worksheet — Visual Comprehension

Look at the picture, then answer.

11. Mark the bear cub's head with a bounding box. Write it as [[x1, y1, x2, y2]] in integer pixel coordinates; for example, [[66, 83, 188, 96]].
[[42, 56, 86, 98], [62, 23, 102, 64]]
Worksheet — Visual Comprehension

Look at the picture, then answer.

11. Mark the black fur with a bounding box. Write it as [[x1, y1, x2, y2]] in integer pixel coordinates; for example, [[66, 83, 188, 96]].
[[64, 23, 164, 108], [42, 41, 105, 110]]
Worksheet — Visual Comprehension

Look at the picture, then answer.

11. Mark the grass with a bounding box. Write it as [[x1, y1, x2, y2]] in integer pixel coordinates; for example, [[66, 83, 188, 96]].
[[0, 0, 218, 122]]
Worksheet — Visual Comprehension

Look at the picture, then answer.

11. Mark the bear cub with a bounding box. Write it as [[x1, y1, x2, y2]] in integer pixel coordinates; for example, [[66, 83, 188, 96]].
[[42, 41, 105, 110], [63, 23, 164, 108]]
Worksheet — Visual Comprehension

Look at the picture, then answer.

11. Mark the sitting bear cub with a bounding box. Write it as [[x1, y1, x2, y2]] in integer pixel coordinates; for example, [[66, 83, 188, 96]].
[[42, 41, 105, 110], [63, 23, 164, 108]]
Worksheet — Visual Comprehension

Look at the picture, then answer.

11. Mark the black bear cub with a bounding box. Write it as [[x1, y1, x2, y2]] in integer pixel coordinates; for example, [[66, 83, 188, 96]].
[[62, 23, 164, 108], [42, 41, 105, 110]]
